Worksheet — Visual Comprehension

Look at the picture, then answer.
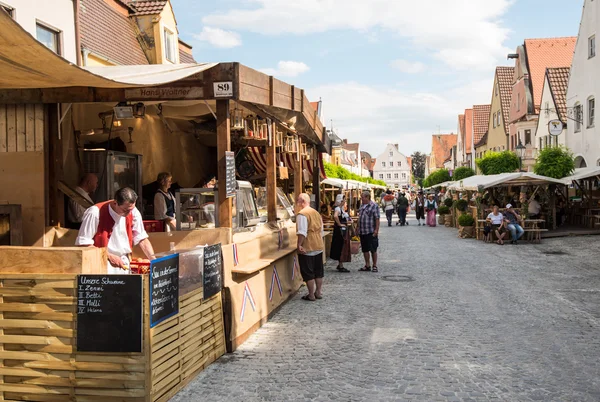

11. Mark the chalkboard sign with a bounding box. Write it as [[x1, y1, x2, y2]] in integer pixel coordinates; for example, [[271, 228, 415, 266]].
[[77, 275, 142, 353], [225, 151, 236, 198], [150, 254, 180, 328], [203, 244, 223, 299]]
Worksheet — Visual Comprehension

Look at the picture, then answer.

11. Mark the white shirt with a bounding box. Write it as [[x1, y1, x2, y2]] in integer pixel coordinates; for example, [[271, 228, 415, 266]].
[[296, 214, 324, 256], [334, 206, 349, 220], [528, 199, 541, 214], [487, 212, 504, 225], [68, 186, 94, 223], [76, 204, 149, 274]]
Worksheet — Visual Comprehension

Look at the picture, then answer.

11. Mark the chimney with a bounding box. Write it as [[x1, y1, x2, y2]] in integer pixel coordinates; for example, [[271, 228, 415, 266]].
[[342, 139, 348, 144], [394, 144, 399, 150]]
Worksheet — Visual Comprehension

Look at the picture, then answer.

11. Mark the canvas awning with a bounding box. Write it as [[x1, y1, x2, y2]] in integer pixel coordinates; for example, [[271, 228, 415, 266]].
[[560, 167, 600, 183], [448, 173, 566, 191], [424, 180, 455, 190], [322, 178, 346, 188]]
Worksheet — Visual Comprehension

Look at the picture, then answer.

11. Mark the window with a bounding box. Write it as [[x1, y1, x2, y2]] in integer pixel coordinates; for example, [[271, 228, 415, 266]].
[[389, 161, 393, 167], [36, 22, 61, 55], [163, 28, 176, 63], [386, 174, 391, 179], [597, 159, 600, 167], [398, 161, 401, 167], [544, 136, 549, 148], [493, 112, 497, 128], [553, 135, 558, 146], [497, 111, 501, 126], [588, 97, 595, 127], [402, 173, 406, 179], [1, 3, 14, 17], [389, 151, 393, 157], [495, 84, 498, 97], [575, 103, 582, 132], [539, 137, 543, 151], [589, 35, 596, 58], [394, 173, 399, 179], [381, 161, 386, 167], [525, 129, 531, 145], [379, 174, 384, 179]]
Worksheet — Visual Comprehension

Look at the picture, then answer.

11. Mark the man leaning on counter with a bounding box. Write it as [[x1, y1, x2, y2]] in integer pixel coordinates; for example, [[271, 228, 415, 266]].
[[76, 187, 156, 274]]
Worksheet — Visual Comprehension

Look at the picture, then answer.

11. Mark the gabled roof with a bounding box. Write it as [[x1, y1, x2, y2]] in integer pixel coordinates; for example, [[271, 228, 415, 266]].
[[546, 67, 570, 123], [80, 0, 149, 65], [496, 66, 514, 135], [458, 114, 465, 136], [475, 130, 488, 148], [128, 0, 169, 16], [432, 134, 457, 169], [464, 109, 473, 154], [473, 104, 491, 144], [524, 37, 576, 110]]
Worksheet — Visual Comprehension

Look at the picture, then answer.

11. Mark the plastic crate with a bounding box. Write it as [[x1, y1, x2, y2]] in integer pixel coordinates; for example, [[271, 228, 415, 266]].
[[143, 220, 164, 233], [130, 261, 150, 274]]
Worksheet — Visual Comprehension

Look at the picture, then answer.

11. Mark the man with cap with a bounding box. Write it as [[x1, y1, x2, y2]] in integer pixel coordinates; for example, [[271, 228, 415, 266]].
[[503, 203, 524, 244], [413, 191, 426, 226]]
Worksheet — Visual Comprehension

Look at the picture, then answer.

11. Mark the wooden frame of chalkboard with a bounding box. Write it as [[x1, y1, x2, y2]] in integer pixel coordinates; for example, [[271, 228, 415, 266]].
[[76, 274, 143, 353], [150, 254, 180, 328], [203, 243, 223, 299]]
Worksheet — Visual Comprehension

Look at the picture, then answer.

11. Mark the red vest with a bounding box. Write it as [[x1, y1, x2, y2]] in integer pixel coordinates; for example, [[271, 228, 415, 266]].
[[92, 201, 134, 249]]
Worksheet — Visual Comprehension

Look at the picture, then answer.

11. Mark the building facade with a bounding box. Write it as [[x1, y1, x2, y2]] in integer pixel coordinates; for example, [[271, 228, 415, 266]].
[[373, 144, 411, 189], [567, 0, 599, 168], [536, 67, 569, 151], [472, 104, 491, 161]]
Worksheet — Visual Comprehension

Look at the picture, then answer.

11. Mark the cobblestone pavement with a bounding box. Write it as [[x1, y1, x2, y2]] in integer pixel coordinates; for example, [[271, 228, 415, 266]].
[[173, 214, 600, 401]]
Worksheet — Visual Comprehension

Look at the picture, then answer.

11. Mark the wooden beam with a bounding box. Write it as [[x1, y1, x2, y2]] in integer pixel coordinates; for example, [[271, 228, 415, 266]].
[[217, 100, 232, 228], [266, 122, 277, 223], [269, 76, 274, 106], [312, 146, 320, 210], [290, 86, 295, 110], [295, 137, 303, 202], [46, 104, 63, 229]]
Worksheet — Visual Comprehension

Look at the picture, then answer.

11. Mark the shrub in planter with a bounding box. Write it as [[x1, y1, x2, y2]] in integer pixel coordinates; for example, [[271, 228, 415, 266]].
[[438, 205, 450, 215], [457, 213, 475, 238], [455, 199, 468, 212], [458, 214, 475, 226], [444, 198, 453, 208]]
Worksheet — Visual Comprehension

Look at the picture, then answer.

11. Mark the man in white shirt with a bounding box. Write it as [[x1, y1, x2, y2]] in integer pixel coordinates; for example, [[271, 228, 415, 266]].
[[76, 187, 155, 274], [67, 173, 98, 229]]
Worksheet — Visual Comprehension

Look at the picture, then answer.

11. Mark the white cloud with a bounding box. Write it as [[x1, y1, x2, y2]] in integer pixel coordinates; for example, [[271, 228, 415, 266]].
[[260, 61, 310, 78], [194, 27, 241, 48], [202, 0, 515, 71], [390, 59, 426, 74]]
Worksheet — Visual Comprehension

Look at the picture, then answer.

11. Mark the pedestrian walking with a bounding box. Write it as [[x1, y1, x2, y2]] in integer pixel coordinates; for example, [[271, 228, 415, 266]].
[[330, 196, 351, 272], [413, 191, 426, 226], [380, 190, 397, 227], [357, 191, 380, 272], [425, 194, 438, 227], [396, 192, 409, 226], [295, 193, 325, 301]]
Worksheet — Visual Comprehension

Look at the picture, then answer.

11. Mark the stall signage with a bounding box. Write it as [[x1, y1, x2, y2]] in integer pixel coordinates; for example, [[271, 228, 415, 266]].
[[150, 254, 180, 328], [76, 275, 143, 353], [203, 244, 223, 299], [124, 87, 204, 100], [548, 119, 564, 136], [225, 151, 237, 198], [214, 82, 234, 97]]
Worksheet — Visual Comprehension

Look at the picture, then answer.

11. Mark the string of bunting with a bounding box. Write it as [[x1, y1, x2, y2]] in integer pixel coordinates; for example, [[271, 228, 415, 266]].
[[269, 266, 283, 301], [240, 282, 256, 322], [232, 244, 239, 266]]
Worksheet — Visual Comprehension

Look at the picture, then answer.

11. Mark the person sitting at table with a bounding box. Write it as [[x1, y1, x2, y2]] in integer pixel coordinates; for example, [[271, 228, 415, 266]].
[[154, 172, 176, 231], [486, 205, 507, 245], [504, 203, 524, 245], [528, 195, 541, 219]]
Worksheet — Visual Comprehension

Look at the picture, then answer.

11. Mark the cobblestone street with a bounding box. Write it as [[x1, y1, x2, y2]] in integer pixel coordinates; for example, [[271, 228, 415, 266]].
[[173, 215, 600, 401]]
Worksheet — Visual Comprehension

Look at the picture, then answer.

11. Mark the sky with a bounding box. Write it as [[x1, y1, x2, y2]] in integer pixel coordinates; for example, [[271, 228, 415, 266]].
[[172, 0, 583, 158]]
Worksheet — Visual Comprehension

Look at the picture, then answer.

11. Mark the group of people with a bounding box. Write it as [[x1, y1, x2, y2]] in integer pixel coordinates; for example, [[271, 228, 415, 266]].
[[381, 189, 439, 227], [483, 204, 525, 245]]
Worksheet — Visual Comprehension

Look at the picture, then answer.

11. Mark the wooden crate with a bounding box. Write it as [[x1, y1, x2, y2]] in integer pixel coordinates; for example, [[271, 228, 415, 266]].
[[0, 274, 226, 402]]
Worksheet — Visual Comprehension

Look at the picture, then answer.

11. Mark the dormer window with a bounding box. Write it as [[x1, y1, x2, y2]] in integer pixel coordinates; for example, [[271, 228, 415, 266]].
[[164, 28, 176, 63]]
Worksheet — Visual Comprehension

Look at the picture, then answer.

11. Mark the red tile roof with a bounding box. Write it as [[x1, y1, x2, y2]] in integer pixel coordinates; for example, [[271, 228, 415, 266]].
[[178, 40, 195, 63], [128, 0, 168, 15], [431, 134, 457, 169], [496, 66, 514, 135], [458, 114, 465, 136], [524, 38, 576, 111], [473, 104, 491, 143], [464, 109, 473, 154], [546, 67, 570, 123], [80, 0, 149, 65]]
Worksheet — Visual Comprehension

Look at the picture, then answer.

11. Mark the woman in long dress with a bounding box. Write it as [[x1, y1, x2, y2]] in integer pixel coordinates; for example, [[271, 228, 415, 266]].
[[330, 197, 351, 272], [425, 194, 438, 227]]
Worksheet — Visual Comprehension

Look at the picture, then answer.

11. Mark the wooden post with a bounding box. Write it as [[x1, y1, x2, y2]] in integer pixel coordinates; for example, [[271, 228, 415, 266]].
[[47, 104, 64, 229], [312, 147, 320, 210], [294, 137, 303, 202], [549, 184, 557, 230], [217, 100, 232, 228], [266, 122, 277, 223]]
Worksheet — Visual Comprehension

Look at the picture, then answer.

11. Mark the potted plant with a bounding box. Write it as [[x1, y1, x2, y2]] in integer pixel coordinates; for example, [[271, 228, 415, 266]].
[[438, 205, 452, 226], [458, 213, 475, 238], [444, 198, 453, 208], [455, 199, 468, 212], [350, 235, 361, 254]]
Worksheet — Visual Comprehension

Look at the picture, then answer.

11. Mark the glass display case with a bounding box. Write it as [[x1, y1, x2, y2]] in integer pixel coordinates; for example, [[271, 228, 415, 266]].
[[232, 181, 261, 229], [175, 188, 219, 230], [257, 187, 296, 221]]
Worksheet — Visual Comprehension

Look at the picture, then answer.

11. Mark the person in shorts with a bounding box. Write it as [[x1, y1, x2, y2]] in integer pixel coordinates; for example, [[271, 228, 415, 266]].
[[486, 205, 507, 245], [357, 191, 380, 272], [295, 193, 325, 301]]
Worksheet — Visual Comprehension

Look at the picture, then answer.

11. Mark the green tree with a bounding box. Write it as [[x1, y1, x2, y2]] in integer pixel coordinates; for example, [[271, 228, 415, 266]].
[[411, 152, 426, 181], [324, 162, 387, 186], [452, 166, 475, 181], [534, 146, 575, 179], [476, 151, 520, 175], [423, 169, 450, 187]]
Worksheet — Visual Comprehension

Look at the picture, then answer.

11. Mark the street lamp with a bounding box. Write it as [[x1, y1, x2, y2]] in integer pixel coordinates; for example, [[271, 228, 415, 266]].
[[515, 140, 526, 172]]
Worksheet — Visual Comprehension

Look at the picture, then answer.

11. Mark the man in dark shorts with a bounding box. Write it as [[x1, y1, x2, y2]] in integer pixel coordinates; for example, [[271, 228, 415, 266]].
[[357, 191, 380, 272], [295, 193, 325, 301]]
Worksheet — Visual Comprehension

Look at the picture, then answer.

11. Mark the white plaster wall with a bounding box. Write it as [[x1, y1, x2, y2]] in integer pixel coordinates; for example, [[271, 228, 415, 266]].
[[373, 144, 411, 187], [536, 76, 566, 151], [567, 0, 599, 167], [3, 0, 77, 64]]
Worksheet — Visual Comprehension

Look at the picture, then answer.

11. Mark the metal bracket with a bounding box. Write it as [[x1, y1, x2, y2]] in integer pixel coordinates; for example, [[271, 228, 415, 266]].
[[541, 106, 583, 124]]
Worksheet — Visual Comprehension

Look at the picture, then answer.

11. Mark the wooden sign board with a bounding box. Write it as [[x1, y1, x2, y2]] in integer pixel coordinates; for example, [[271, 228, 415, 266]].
[[124, 87, 204, 100], [225, 151, 237, 198], [150, 254, 180, 327], [76, 274, 143, 353], [203, 244, 223, 299]]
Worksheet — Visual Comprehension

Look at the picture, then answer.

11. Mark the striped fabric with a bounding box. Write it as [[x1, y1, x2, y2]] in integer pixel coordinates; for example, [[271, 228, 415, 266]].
[[247, 147, 327, 179]]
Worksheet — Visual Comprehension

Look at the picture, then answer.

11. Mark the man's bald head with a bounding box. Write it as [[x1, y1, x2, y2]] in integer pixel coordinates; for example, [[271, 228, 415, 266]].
[[296, 193, 310, 209], [80, 173, 98, 193]]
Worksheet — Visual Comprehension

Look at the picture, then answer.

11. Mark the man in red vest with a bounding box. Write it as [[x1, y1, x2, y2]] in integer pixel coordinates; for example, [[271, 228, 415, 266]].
[[76, 187, 155, 274]]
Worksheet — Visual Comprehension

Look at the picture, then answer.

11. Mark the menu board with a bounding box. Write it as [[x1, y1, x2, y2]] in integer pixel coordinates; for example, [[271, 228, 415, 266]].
[[76, 275, 142, 353], [203, 244, 223, 299], [150, 254, 179, 328], [225, 151, 237, 198]]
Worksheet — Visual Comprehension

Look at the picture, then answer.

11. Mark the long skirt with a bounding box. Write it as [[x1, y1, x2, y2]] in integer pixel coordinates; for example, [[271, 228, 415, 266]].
[[330, 225, 351, 262], [426, 209, 437, 227]]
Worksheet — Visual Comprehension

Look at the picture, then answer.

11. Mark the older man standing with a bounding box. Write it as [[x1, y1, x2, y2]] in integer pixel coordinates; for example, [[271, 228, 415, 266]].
[[295, 193, 325, 301], [358, 191, 380, 272]]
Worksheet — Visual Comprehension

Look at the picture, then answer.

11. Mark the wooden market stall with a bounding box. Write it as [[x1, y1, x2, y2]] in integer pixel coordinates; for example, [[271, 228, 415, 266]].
[[0, 11, 330, 400]]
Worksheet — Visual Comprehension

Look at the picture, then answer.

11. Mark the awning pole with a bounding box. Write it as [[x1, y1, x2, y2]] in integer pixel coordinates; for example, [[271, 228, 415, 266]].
[[204, 100, 218, 120]]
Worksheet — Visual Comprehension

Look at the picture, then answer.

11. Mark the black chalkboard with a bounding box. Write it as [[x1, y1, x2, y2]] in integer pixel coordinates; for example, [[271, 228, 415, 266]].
[[203, 244, 223, 299], [77, 275, 142, 353], [150, 254, 180, 328], [225, 151, 236, 198]]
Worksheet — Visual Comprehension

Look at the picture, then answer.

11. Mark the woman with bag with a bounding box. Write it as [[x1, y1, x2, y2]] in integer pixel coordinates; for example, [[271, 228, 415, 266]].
[[330, 197, 352, 272]]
